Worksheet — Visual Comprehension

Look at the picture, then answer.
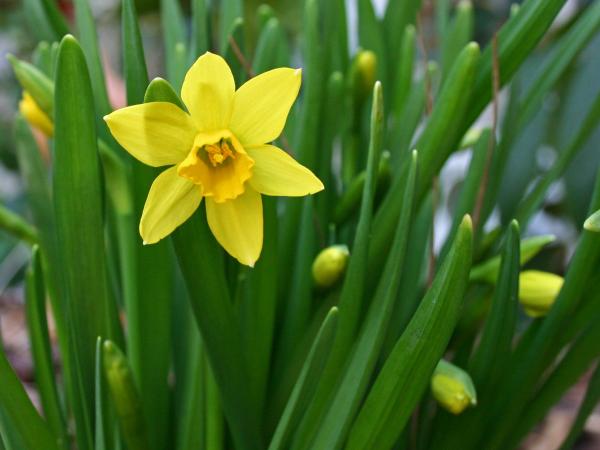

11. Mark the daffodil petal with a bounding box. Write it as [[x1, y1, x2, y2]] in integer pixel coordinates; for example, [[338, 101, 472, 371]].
[[230, 68, 301, 146], [247, 145, 324, 196], [104, 102, 197, 166], [206, 188, 263, 266], [181, 52, 235, 131], [140, 166, 202, 244]]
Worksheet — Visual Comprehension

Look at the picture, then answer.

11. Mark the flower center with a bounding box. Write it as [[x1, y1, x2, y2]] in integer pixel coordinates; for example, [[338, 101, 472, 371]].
[[205, 140, 236, 167]]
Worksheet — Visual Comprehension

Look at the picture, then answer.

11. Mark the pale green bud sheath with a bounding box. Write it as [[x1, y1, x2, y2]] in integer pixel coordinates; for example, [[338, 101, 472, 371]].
[[431, 359, 477, 415], [312, 245, 350, 288]]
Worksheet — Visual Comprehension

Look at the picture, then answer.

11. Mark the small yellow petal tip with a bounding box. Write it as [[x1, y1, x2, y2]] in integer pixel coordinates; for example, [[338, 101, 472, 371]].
[[294, 68, 302, 77]]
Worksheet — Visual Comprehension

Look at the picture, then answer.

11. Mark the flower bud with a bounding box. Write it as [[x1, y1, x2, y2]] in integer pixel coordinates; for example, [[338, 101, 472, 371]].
[[431, 359, 477, 415], [350, 50, 377, 105], [19, 91, 54, 137], [7, 55, 54, 118], [518, 270, 563, 317], [312, 245, 350, 288]]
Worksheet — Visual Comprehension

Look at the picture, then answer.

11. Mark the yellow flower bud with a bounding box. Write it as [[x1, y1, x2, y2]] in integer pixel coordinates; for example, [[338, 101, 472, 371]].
[[312, 245, 350, 288], [19, 91, 53, 137], [355, 50, 376, 95], [518, 270, 563, 318], [431, 360, 477, 415]]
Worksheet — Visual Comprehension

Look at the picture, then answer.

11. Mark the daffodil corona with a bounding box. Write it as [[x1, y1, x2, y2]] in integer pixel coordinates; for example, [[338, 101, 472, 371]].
[[105, 52, 323, 266]]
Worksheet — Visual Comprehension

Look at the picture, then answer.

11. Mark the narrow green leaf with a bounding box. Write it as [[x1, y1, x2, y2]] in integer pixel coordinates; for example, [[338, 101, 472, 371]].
[[219, 0, 242, 52], [190, 0, 209, 60], [54, 36, 114, 447], [484, 169, 600, 450], [559, 361, 600, 450], [94, 338, 109, 450], [469, 221, 520, 388], [0, 205, 38, 245], [252, 17, 290, 73], [464, 0, 568, 126], [223, 18, 247, 86], [144, 77, 186, 110], [0, 338, 60, 450], [383, 0, 421, 84], [372, 43, 479, 269], [204, 364, 224, 450], [171, 211, 263, 450], [390, 25, 416, 120], [269, 308, 339, 450], [291, 81, 384, 448], [103, 341, 150, 450], [506, 316, 600, 448], [72, 0, 111, 116], [516, 0, 600, 129], [240, 197, 278, 419], [516, 90, 600, 227], [310, 151, 418, 449], [122, 6, 173, 448], [24, 247, 68, 449], [347, 215, 473, 449], [22, 0, 69, 41], [357, 0, 388, 91], [469, 234, 555, 283], [440, 1, 474, 81], [160, 0, 186, 85]]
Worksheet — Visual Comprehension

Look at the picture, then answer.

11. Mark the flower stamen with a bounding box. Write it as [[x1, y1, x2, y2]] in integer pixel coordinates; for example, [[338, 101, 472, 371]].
[[205, 140, 236, 167]]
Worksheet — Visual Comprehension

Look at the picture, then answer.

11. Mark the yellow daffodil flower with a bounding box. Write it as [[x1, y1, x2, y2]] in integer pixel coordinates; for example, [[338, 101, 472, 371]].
[[519, 270, 563, 318], [19, 91, 53, 137], [104, 52, 323, 266]]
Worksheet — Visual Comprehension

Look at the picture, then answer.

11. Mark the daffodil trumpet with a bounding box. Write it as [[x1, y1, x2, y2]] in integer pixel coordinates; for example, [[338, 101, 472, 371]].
[[105, 52, 324, 266]]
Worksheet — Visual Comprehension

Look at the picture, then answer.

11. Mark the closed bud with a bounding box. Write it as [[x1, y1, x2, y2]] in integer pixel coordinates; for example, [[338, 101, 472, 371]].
[[312, 245, 349, 288], [7, 55, 54, 118], [518, 270, 563, 317], [19, 91, 53, 137], [431, 359, 477, 415], [351, 50, 377, 105]]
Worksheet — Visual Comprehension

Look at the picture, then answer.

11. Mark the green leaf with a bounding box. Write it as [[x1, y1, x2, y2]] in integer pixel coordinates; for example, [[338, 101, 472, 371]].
[[469, 234, 555, 283], [390, 25, 416, 120], [559, 361, 600, 450], [469, 221, 520, 389], [219, 0, 242, 52], [190, 0, 209, 60], [357, 0, 388, 91], [160, 0, 186, 87], [24, 247, 68, 449], [0, 336, 60, 450], [171, 211, 263, 450], [269, 308, 339, 450], [54, 35, 116, 448], [516, 89, 600, 227], [0, 204, 38, 245], [372, 43, 479, 270], [252, 17, 290, 73], [440, 1, 474, 81], [22, 0, 69, 41], [72, 0, 111, 116], [121, 6, 173, 449], [291, 81, 384, 448], [103, 341, 150, 450], [309, 151, 418, 449], [347, 215, 473, 449]]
